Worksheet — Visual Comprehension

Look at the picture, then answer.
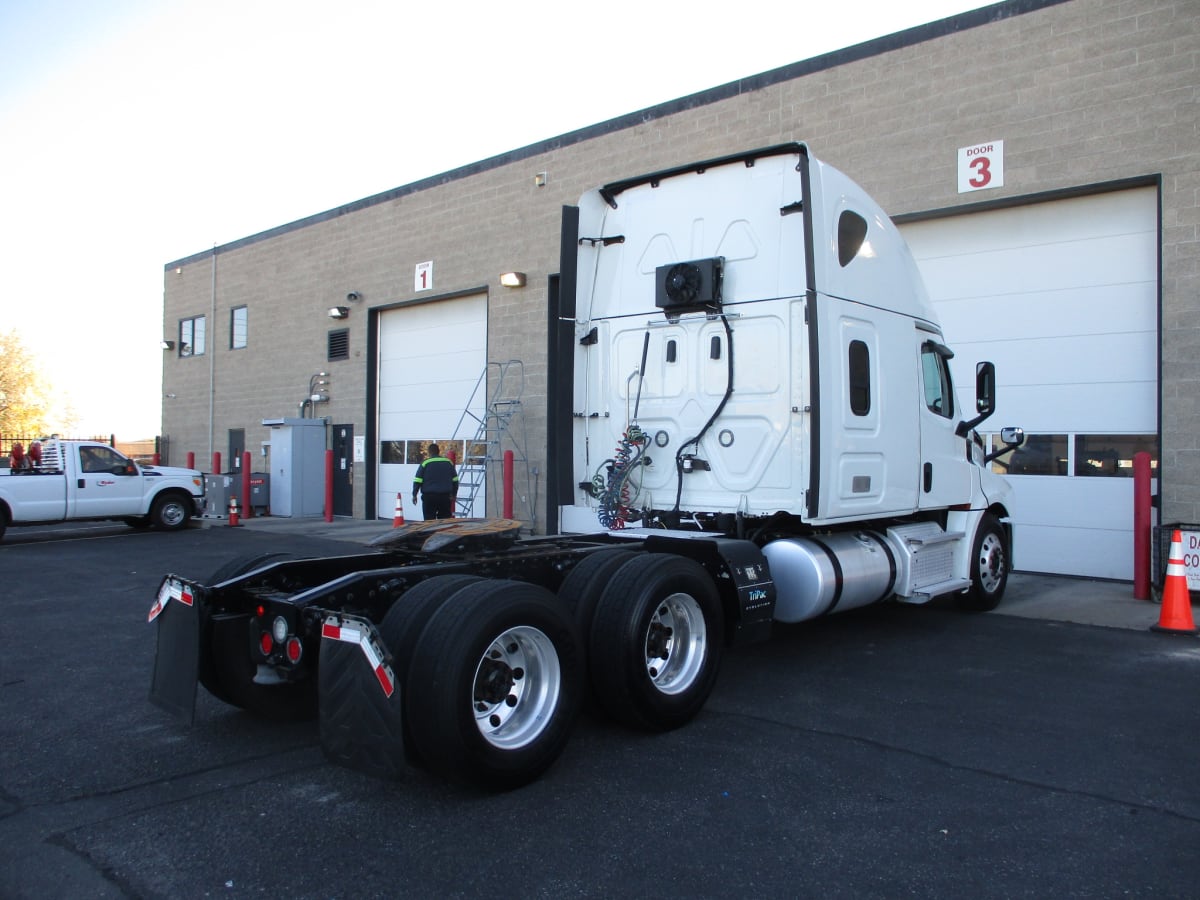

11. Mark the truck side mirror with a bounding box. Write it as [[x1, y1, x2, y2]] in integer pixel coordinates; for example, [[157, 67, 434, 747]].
[[984, 426, 1026, 464], [975, 361, 995, 416], [956, 361, 997, 437]]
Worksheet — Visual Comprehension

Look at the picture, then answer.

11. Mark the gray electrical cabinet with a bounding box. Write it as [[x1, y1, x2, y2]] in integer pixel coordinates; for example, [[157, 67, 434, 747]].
[[262, 418, 326, 517]]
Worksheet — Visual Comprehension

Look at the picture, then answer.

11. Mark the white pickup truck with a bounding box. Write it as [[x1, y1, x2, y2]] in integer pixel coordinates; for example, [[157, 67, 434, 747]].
[[0, 439, 205, 541]]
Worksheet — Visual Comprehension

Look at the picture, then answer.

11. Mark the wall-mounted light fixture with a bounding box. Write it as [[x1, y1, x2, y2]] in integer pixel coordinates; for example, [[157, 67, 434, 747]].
[[499, 272, 527, 288], [160, 340, 175, 350], [534, 172, 548, 187], [328, 306, 350, 319], [346, 291, 361, 302]]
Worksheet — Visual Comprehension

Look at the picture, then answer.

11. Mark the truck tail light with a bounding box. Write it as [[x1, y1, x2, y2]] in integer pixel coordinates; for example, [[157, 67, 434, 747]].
[[259, 633, 273, 656], [285, 637, 303, 664]]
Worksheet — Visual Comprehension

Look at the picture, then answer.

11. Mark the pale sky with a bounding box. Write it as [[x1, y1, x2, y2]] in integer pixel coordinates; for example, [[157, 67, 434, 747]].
[[0, 0, 990, 439]]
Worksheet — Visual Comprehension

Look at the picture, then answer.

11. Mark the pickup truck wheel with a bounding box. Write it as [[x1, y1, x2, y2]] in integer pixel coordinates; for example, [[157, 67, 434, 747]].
[[958, 514, 1009, 612], [375, 574, 484, 766], [557, 548, 640, 639], [405, 579, 583, 789], [588, 554, 723, 732], [150, 492, 191, 531]]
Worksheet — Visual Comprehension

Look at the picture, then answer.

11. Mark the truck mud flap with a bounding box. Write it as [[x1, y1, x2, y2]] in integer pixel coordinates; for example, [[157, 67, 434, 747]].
[[148, 577, 201, 724], [317, 614, 407, 780]]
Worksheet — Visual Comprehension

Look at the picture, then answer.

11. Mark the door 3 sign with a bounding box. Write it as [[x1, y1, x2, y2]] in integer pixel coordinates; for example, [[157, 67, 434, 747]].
[[958, 141, 1004, 193]]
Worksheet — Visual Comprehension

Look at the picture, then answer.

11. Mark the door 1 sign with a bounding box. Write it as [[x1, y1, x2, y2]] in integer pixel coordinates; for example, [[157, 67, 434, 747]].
[[415, 260, 433, 292], [958, 140, 1004, 193]]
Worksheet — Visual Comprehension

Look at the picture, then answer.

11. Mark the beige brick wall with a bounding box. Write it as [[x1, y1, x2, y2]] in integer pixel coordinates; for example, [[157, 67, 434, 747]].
[[162, 0, 1200, 524]]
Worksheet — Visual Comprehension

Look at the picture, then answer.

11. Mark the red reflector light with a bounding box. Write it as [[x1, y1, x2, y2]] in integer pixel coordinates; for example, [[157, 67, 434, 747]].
[[286, 637, 303, 664], [259, 633, 273, 656], [256, 604, 266, 618]]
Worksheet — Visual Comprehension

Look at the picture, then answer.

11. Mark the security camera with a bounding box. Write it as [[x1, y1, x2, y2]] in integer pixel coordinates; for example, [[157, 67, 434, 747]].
[[346, 291, 361, 302]]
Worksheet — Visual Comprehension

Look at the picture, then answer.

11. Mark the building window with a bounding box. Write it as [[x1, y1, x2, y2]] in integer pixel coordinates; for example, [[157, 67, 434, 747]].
[[1074, 434, 1157, 477], [179, 315, 206, 357], [230, 306, 247, 349], [328, 328, 350, 361]]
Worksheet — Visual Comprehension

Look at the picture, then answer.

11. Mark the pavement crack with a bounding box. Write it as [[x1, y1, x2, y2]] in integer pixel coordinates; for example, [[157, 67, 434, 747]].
[[721, 710, 1200, 825], [45, 832, 141, 899]]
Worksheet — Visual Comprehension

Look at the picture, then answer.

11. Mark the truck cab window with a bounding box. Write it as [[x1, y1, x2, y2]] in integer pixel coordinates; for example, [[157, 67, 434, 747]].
[[920, 343, 954, 418], [79, 446, 125, 474], [848, 340, 871, 415]]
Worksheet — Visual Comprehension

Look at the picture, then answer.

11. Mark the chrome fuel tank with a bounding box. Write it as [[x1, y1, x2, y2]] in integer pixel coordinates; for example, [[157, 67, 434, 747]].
[[762, 532, 896, 623]]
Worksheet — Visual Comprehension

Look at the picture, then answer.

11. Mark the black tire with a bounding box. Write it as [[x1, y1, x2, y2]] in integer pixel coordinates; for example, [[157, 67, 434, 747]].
[[150, 492, 191, 531], [377, 574, 485, 765], [405, 579, 584, 790], [958, 513, 1009, 612], [588, 554, 724, 732], [557, 548, 641, 638], [200, 552, 315, 720]]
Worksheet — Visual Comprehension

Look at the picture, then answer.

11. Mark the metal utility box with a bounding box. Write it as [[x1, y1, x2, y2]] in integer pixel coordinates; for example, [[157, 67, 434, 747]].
[[249, 473, 270, 514], [262, 418, 326, 517], [201, 474, 236, 518]]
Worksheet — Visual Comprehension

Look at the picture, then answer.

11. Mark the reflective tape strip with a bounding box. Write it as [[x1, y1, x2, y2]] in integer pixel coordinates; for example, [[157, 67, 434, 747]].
[[321, 617, 395, 698], [148, 578, 190, 623]]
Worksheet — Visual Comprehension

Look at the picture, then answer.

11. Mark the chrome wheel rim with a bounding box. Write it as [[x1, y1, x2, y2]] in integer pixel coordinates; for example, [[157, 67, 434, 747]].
[[644, 592, 707, 696], [471, 625, 561, 750], [978, 531, 1006, 594]]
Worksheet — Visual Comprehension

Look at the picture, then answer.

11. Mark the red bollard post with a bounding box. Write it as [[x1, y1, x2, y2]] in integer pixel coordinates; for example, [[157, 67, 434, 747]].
[[1133, 451, 1152, 600], [242, 451, 253, 519], [211, 451, 221, 475], [186, 451, 195, 471], [324, 449, 334, 523], [503, 450, 514, 519]]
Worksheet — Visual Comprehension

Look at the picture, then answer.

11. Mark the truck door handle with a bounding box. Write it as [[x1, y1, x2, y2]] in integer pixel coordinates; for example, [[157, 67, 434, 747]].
[[923, 462, 933, 493], [78, 478, 85, 489]]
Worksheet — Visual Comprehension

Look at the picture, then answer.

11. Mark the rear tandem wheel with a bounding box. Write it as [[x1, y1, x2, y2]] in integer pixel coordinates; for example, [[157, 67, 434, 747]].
[[588, 554, 724, 732], [404, 579, 584, 790]]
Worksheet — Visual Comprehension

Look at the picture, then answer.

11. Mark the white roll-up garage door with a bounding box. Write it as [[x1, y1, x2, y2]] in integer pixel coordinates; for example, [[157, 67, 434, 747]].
[[377, 293, 487, 520], [900, 188, 1158, 579]]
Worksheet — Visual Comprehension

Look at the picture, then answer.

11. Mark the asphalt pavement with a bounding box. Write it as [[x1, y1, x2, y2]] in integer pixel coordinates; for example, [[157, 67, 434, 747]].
[[1, 516, 1197, 899]]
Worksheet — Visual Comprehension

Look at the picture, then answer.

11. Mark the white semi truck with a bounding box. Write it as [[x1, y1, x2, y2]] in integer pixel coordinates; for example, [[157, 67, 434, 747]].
[[149, 143, 1023, 789], [0, 439, 204, 541]]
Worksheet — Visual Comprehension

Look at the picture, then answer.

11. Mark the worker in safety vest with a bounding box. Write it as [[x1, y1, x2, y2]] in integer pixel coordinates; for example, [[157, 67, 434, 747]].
[[412, 444, 458, 520]]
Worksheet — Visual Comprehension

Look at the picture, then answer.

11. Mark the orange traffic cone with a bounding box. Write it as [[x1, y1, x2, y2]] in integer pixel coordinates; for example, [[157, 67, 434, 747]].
[[228, 495, 242, 528], [1151, 530, 1197, 635], [392, 493, 406, 528]]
